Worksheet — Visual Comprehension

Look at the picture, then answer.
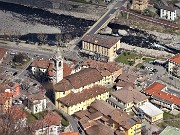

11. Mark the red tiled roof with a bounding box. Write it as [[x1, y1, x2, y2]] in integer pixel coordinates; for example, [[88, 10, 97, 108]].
[[145, 82, 180, 105], [31, 59, 50, 69], [0, 48, 7, 60], [0, 92, 13, 104], [8, 106, 27, 120], [43, 111, 62, 126], [169, 54, 180, 64], [60, 132, 79, 135], [63, 63, 72, 77], [81, 59, 122, 74]]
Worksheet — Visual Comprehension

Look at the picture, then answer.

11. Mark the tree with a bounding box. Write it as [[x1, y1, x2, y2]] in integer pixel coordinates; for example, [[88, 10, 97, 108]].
[[13, 53, 28, 64], [0, 108, 33, 135], [55, 34, 63, 45], [63, 33, 72, 43], [37, 33, 48, 44]]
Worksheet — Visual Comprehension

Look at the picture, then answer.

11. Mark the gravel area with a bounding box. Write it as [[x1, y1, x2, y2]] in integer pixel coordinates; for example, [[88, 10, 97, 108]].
[[0, 10, 61, 35]]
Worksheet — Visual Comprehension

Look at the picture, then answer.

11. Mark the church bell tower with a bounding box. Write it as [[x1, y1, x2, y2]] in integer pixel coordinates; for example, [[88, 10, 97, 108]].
[[52, 48, 63, 85]]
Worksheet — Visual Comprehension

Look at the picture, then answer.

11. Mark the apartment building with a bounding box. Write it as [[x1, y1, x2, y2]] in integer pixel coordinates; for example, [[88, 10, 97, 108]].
[[160, 5, 177, 21], [107, 87, 148, 112]]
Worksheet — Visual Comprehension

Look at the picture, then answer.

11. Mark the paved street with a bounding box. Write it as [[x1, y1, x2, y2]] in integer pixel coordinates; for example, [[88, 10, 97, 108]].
[[86, 0, 127, 35]]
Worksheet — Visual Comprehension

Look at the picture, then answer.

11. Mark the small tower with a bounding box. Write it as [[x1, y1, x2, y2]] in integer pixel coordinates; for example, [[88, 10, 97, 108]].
[[52, 48, 63, 85]]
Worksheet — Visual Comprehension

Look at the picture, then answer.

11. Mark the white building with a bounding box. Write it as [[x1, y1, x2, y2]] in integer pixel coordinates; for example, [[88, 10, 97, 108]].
[[139, 102, 163, 123], [27, 91, 47, 114], [160, 6, 177, 21], [31, 58, 51, 75], [32, 112, 62, 135]]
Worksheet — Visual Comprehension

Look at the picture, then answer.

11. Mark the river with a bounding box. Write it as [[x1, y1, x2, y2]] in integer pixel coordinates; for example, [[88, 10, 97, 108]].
[[0, 1, 179, 54]]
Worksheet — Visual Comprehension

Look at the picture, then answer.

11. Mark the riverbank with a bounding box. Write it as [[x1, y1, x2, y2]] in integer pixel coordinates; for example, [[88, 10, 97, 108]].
[[120, 42, 174, 60]]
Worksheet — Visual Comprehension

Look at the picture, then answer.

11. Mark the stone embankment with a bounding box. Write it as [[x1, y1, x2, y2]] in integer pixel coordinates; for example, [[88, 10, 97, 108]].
[[147, 31, 180, 51], [121, 42, 174, 59]]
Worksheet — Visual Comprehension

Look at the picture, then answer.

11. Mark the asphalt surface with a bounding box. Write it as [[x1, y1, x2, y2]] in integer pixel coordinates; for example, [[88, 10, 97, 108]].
[[88, 0, 126, 34]]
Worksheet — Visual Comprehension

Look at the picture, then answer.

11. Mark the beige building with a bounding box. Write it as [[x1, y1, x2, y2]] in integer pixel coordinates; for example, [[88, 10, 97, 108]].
[[131, 0, 149, 11], [74, 100, 142, 135], [168, 54, 180, 78], [107, 87, 148, 113], [81, 34, 120, 62]]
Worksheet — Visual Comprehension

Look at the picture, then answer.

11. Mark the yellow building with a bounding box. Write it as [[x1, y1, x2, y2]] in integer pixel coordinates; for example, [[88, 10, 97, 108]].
[[168, 54, 180, 78], [81, 34, 120, 62], [139, 102, 163, 123], [54, 61, 123, 115], [57, 86, 109, 115], [108, 87, 148, 113], [131, 0, 149, 11]]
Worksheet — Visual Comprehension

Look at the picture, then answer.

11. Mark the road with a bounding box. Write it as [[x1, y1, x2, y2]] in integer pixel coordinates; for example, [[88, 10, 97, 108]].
[[0, 42, 53, 56], [85, 0, 127, 35]]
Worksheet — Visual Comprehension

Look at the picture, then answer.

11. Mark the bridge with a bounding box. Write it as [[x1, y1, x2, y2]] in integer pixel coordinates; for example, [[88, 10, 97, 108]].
[[81, 0, 127, 39]]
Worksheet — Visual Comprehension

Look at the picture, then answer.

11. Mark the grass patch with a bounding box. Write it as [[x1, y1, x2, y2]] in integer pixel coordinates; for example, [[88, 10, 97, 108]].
[[142, 57, 154, 63], [115, 52, 142, 65], [157, 112, 180, 128], [32, 111, 48, 120], [25, 111, 37, 124], [135, 63, 143, 68]]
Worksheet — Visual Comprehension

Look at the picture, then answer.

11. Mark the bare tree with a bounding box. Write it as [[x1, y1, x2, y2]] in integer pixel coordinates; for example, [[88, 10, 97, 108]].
[[0, 110, 33, 135], [55, 34, 63, 45], [37, 33, 48, 44], [63, 33, 72, 43]]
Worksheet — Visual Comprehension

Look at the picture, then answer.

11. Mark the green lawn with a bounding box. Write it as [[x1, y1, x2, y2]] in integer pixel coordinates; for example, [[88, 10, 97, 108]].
[[142, 57, 154, 63], [115, 52, 142, 65], [157, 112, 180, 128]]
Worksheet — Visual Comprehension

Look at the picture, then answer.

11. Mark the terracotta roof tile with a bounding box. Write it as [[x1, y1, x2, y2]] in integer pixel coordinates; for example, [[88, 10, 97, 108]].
[[145, 82, 180, 105], [81, 60, 122, 76], [118, 72, 137, 83], [169, 54, 180, 64], [65, 68, 102, 89], [8, 106, 27, 120], [57, 86, 108, 107], [82, 34, 120, 49], [63, 63, 72, 77], [90, 100, 115, 116], [31, 58, 72, 77], [109, 109, 140, 130], [31, 59, 50, 69], [27, 91, 46, 102], [53, 79, 73, 92], [116, 81, 135, 88], [110, 88, 148, 104], [0, 92, 12, 104], [85, 122, 114, 135], [60, 132, 79, 135], [43, 111, 61, 126]]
